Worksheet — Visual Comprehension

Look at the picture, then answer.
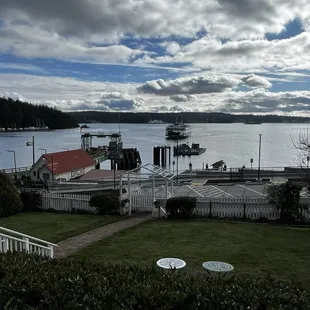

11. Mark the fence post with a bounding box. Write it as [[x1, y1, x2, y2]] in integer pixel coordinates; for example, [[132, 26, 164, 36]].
[[23, 237, 30, 253], [209, 201, 212, 218], [243, 203, 247, 219], [48, 244, 54, 258]]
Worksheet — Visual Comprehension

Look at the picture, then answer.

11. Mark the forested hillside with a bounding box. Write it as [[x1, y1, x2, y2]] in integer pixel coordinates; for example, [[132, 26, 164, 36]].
[[0, 97, 79, 129], [70, 111, 310, 124]]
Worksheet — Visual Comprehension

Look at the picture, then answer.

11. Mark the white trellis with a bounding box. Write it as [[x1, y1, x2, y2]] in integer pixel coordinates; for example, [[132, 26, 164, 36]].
[[119, 163, 175, 216]]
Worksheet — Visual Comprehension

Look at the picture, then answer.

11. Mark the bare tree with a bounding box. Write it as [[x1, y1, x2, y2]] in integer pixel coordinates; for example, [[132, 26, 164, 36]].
[[291, 128, 310, 191]]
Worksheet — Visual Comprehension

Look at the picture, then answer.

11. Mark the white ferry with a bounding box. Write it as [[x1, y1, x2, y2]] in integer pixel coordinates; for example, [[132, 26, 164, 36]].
[[165, 121, 191, 140]]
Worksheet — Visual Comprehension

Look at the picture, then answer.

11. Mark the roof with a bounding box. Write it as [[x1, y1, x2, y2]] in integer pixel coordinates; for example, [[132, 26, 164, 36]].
[[79, 169, 129, 181], [211, 160, 225, 167], [43, 149, 95, 175]]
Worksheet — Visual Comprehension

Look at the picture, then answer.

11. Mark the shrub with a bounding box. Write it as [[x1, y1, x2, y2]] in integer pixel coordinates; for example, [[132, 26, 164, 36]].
[[20, 191, 42, 212], [0, 252, 309, 309], [89, 193, 120, 215], [0, 172, 23, 217], [165, 196, 196, 218], [267, 181, 307, 223]]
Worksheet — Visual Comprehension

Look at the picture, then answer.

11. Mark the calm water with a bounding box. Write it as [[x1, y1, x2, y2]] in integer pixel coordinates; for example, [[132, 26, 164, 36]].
[[0, 123, 308, 171]]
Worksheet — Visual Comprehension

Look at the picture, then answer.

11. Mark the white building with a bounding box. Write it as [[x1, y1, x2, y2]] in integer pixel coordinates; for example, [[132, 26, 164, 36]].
[[29, 149, 96, 181]]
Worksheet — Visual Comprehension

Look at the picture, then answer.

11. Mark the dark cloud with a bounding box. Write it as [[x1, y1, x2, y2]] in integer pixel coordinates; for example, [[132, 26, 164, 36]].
[[138, 75, 240, 95]]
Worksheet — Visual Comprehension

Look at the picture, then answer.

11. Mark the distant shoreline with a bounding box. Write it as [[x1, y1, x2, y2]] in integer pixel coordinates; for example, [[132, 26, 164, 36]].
[[69, 111, 310, 124]]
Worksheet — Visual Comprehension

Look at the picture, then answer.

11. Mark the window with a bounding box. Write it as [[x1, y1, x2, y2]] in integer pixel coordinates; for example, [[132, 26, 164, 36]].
[[33, 171, 36, 177], [43, 173, 50, 180]]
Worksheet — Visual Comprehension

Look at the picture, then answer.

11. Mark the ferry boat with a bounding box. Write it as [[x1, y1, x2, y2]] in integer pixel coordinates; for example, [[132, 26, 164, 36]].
[[165, 121, 191, 140], [148, 120, 165, 124]]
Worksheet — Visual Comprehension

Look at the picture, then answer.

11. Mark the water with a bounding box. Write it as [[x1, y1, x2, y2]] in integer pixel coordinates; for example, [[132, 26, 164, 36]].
[[0, 123, 309, 171]]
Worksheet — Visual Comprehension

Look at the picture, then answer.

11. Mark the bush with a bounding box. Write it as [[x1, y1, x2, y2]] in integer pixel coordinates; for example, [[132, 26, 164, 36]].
[[20, 191, 42, 212], [89, 193, 120, 215], [166, 196, 196, 218], [267, 181, 306, 223], [0, 252, 309, 309], [0, 172, 23, 217]]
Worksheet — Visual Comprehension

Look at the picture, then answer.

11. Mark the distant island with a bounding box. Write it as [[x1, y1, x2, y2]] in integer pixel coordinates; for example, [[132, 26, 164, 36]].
[[0, 97, 79, 130], [69, 111, 310, 124]]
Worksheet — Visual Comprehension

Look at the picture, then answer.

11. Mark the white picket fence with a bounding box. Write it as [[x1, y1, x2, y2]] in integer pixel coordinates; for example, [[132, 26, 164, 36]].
[[195, 197, 279, 220], [0, 226, 57, 258], [41, 193, 95, 213], [131, 194, 310, 221]]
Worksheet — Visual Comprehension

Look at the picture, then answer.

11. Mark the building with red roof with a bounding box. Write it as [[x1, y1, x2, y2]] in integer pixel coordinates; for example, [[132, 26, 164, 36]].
[[30, 149, 96, 181]]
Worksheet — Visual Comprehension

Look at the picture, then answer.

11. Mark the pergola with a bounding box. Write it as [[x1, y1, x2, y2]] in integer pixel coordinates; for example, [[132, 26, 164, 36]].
[[119, 163, 175, 216]]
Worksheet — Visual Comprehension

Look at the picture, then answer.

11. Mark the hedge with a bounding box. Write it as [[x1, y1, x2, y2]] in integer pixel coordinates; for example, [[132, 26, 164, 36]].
[[0, 172, 23, 217], [20, 191, 42, 212], [0, 252, 309, 309], [166, 196, 196, 218], [89, 192, 120, 215]]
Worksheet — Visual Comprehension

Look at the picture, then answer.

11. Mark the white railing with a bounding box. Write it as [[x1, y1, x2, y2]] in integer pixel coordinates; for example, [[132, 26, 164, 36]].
[[41, 193, 94, 213], [0, 166, 32, 174], [131, 194, 310, 220], [0, 226, 57, 258]]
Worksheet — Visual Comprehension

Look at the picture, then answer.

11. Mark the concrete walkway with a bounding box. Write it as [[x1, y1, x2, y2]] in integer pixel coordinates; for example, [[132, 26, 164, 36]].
[[54, 215, 151, 258]]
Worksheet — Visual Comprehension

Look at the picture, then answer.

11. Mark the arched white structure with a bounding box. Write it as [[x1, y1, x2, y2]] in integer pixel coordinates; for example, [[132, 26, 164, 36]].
[[119, 163, 175, 216]]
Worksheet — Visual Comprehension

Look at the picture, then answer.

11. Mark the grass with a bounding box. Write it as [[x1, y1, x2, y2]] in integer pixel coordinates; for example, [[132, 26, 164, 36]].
[[0, 212, 120, 243], [73, 220, 310, 286]]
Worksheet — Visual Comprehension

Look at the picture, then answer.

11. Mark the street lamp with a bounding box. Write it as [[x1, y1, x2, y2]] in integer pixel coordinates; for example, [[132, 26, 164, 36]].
[[173, 140, 179, 183], [258, 134, 262, 180], [39, 148, 47, 154], [26, 136, 35, 165], [6, 150, 17, 179]]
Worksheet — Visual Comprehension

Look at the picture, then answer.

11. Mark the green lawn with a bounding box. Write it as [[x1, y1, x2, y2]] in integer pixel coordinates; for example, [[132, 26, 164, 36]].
[[73, 220, 310, 286], [0, 212, 120, 243]]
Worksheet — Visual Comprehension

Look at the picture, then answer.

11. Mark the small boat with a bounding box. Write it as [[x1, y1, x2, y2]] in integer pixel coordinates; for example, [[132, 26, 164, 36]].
[[166, 120, 191, 140], [244, 121, 262, 125]]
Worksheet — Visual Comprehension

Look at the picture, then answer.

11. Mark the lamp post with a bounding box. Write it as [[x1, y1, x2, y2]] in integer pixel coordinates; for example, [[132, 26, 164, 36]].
[[26, 136, 35, 165], [173, 140, 179, 183], [39, 148, 47, 154], [7, 150, 17, 179], [258, 134, 262, 180]]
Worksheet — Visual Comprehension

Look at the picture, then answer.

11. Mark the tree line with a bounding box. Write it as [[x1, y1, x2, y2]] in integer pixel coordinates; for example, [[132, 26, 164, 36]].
[[70, 111, 310, 124], [0, 97, 79, 129]]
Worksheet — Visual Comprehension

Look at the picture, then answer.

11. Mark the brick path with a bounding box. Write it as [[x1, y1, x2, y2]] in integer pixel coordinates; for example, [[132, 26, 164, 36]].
[[54, 215, 151, 258]]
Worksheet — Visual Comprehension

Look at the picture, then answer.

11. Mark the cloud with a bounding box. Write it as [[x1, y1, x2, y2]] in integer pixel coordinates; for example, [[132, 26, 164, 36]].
[[96, 92, 145, 111], [220, 89, 310, 114], [241, 74, 272, 88], [138, 75, 240, 95], [138, 74, 272, 96], [1, 72, 310, 115], [2, 0, 309, 41], [170, 94, 196, 102], [0, 24, 146, 64]]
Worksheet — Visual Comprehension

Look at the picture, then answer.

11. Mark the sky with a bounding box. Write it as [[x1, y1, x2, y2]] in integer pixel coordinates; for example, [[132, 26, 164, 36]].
[[1, 0, 310, 115]]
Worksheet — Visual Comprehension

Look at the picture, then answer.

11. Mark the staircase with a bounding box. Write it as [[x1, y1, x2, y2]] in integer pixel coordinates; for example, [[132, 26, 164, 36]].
[[0, 226, 57, 258]]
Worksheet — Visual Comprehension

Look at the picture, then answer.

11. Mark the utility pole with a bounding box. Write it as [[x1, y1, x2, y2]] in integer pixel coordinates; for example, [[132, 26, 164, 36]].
[[258, 134, 262, 180]]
